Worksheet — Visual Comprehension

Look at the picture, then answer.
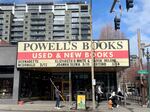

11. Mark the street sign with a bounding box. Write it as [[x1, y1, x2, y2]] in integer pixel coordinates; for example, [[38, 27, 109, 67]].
[[137, 70, 149, 74]]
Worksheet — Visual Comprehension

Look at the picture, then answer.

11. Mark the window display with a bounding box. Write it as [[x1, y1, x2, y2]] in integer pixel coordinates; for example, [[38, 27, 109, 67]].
[[0, 78, 13, 99]]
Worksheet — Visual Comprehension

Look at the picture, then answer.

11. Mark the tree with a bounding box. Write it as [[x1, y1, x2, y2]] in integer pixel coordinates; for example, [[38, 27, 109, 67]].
[[99, 24, 126, 40], [123, 61, 148, 83], [126, 66, 139, 82]]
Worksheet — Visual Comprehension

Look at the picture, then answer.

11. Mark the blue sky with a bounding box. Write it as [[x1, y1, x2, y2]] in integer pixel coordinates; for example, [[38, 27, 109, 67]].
[[0, 0, 150, 55], [93, 0, 150, 56]]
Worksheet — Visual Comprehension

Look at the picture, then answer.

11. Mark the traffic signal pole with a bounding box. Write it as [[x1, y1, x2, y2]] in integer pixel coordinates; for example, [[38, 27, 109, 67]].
[[110, 0, 118, 13], [137, 29, 145, 106], [138, 29, 150, 107], [110, 0, 134, 31], [137, 29, 143, 81], [146, 49, 150, 108]]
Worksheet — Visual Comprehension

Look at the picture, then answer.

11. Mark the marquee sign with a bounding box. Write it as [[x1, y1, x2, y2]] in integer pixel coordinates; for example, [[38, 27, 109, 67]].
[[17, 40, 129, 68]]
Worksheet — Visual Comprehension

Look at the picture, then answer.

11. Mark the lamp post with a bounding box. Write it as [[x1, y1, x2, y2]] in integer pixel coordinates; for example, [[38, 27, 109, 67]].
[[89, 0, 96, 110]]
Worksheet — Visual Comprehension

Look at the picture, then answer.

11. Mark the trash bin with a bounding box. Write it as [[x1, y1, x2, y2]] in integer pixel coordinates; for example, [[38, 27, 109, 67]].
[[76, 91, 86, 110]]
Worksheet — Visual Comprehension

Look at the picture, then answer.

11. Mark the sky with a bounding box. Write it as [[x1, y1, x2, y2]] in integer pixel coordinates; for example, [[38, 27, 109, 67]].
[[0, 0, 150, 56], [93, 0, 150, 56]]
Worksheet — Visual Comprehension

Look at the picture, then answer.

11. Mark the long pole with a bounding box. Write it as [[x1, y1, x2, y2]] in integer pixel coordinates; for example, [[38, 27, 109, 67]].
[[137, 29, 143, 81], [137, 29, 145, 105], [147, 49, 150, 107], [90, 0, 95, 110]]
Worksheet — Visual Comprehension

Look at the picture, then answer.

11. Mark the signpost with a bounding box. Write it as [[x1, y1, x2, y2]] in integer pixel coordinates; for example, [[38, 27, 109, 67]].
[[137, 70, 149, 75]]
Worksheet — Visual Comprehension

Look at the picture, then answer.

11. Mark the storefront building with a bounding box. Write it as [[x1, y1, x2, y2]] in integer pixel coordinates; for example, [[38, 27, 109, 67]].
[[0, 46, 19, 104], [0, 40, 129, 103]]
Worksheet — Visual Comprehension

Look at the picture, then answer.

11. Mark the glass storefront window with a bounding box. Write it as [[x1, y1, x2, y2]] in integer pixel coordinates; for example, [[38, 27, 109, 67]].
[[0, 78, 13, 99]]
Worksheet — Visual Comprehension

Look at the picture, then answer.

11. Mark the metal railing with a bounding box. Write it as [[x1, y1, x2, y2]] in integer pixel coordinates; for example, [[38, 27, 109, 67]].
[[127, 95, 142, 105]]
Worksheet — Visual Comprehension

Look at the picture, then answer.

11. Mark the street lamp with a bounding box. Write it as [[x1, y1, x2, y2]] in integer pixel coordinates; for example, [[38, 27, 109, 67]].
[[89, 0, 96, 110], [142, 48, 150, 107]]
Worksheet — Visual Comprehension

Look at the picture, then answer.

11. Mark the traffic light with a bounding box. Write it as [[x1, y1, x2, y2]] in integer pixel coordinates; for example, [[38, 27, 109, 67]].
[[114, 16, 120, 30], [126, 0, 134, 11]]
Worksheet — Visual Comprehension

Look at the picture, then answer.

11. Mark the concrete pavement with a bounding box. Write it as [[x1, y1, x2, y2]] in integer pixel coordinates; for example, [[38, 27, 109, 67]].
[[0, 101, 149, 112]]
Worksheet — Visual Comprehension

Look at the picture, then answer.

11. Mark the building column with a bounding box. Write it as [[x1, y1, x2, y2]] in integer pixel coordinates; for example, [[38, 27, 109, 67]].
[[12, 67, 20, 103]]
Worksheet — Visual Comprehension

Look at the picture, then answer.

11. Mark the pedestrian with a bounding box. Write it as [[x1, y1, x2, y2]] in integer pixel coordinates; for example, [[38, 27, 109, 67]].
[[117, 89, 123, 105], [110, 91, 118, 108], [55, 86, 61, 109], [96, 84, 103, 104]]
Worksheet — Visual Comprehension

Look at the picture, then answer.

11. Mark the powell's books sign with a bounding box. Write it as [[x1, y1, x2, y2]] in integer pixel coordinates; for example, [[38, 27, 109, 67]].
[[17, 40, 129, 68]]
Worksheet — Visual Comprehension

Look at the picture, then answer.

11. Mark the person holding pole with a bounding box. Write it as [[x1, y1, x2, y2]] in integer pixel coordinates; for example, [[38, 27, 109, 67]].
[[55, 86, 61, 109], [50, 78, 65, 109]]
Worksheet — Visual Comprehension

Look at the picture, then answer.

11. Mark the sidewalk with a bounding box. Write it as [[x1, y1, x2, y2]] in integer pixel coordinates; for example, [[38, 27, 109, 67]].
[[0, 101, 149, 112]]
